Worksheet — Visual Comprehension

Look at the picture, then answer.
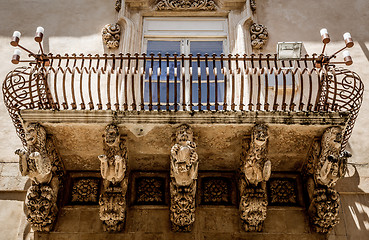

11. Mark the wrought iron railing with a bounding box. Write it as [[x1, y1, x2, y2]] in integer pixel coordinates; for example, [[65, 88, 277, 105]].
[[3, 53, 364, 149]]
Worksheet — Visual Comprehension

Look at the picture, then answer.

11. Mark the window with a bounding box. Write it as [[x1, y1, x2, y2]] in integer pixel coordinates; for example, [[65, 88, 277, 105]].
[[143, 18, 228, 110]]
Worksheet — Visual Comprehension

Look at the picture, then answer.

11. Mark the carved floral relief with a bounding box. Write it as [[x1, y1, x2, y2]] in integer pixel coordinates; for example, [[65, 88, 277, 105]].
[[156, 0, 216, 11]]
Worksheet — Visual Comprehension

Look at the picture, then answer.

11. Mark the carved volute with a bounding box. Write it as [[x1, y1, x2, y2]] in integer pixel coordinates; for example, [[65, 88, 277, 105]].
[[15, 122, 65, 232], [98, 124, 128, 232], [170, 124, 198, 232], [239, 124, 271, 232]]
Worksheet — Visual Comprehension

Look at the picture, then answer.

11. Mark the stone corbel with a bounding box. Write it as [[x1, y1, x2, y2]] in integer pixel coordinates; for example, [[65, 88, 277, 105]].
[[170, 124, 198, 232], [15, 123, 65, 232], [239, 124, 271, 232], [304, 127, 350, 233], [98, 124, 128, 232], [102, 23, 121, 49]]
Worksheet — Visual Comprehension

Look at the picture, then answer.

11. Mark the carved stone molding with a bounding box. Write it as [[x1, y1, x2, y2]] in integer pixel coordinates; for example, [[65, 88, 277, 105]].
[[250, 23, 268, 50], [156, 0, 216, 11], [170, 124, 198, 232], [102, 23, 121, 49], [15, 122, 65, 232], [71, 178, 99, 204], [303, 127, 350, 233], [239, 124, 271, 232], [98, 124, 128, 232]]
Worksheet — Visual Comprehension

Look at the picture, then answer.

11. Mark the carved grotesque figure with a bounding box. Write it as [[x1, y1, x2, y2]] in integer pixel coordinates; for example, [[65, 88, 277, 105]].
[[102, 23, 121, 49], [16, 123, 52, 184], [303, 126, 350, 233], [98, 124, 128, 232], [14, 122, 64, 232], [239, 124, 271, 232], [171, 125, 198, 186], [240, 188, 267, 232], [170, 124, 198, 232], [241, 124, 271, 186], [315, 127, 347, 188], [99, 124, 127, 188]]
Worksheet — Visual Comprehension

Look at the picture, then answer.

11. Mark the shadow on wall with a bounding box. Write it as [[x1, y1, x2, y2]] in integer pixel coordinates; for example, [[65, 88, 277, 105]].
[[0, 0, 116, 37], [337, 165, 369, 239]]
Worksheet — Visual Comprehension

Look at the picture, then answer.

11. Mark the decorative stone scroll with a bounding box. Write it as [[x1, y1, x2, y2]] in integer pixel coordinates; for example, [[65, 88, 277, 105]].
[[102, 23, 121, 49], [98, 124, 128, 232], [170, 124, 199, 232], [250, 0, 256, 12], [156, 0, 216, 11], [115, 0, 122, 12], [15, 123, 65, 232], [239, 124, 271, 232], [250, 23, 268, 50], [304, 127, 350, 233]]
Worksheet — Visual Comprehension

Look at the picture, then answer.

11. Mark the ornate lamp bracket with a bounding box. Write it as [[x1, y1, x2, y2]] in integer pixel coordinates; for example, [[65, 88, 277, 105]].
[[15, 122, 65, 232], [170, 124, 199, 232], [239, 124, 271, 232], [303, 126, 350, 233], [98, 124, 128, 232]]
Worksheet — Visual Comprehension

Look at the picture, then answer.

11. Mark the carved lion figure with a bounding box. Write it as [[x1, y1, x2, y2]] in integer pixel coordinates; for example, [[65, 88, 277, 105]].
[[16, 123, 52, 184], [25, 184, 58, 232], [171, 124, 198, 186]]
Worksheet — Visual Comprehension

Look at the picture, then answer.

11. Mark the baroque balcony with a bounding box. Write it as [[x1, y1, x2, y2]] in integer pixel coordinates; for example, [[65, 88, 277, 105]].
[[2, 52, 364, 233]]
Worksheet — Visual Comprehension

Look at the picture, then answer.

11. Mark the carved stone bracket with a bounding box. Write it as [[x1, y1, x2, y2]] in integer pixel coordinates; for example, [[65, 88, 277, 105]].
[[15, 123, 65, 232], [102, 23, 121, 49], [156, 0, 216, 11], [250, 23, 268, 50], [239, 124, 271, 232], [98, 124, 128, 232], [170, 124, 198, 232], [303, 127, 350, 233]]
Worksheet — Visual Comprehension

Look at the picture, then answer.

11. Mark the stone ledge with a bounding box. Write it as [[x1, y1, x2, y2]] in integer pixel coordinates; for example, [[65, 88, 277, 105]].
[[20, 110, 349, 126]]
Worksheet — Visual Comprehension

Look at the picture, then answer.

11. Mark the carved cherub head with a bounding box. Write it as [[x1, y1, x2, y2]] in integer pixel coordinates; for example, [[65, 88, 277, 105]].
[[25, 123, 46, 149], [104, 124, 120, 147], [176, 124, 194, 145]]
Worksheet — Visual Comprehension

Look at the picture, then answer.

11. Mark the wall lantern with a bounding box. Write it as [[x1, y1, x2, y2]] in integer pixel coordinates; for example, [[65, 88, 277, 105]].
[[277, 42, 303, 60]]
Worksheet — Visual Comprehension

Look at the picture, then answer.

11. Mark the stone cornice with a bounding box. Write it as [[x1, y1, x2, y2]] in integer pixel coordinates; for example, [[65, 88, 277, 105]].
[[20, 110, 349, 126]]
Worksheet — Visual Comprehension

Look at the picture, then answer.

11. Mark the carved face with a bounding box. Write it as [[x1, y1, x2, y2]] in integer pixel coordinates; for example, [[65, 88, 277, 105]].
[[99, 192, 126, 222], [240, 194, 267, 231], [176, 125, 193, 144], [104, 125, 120, 147], [253, 124, 268, 145], [25, 185, 56, 228]]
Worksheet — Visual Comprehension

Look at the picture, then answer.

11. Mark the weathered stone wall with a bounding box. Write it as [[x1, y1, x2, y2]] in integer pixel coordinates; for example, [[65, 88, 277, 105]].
[[0, 0, 368, 239]]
